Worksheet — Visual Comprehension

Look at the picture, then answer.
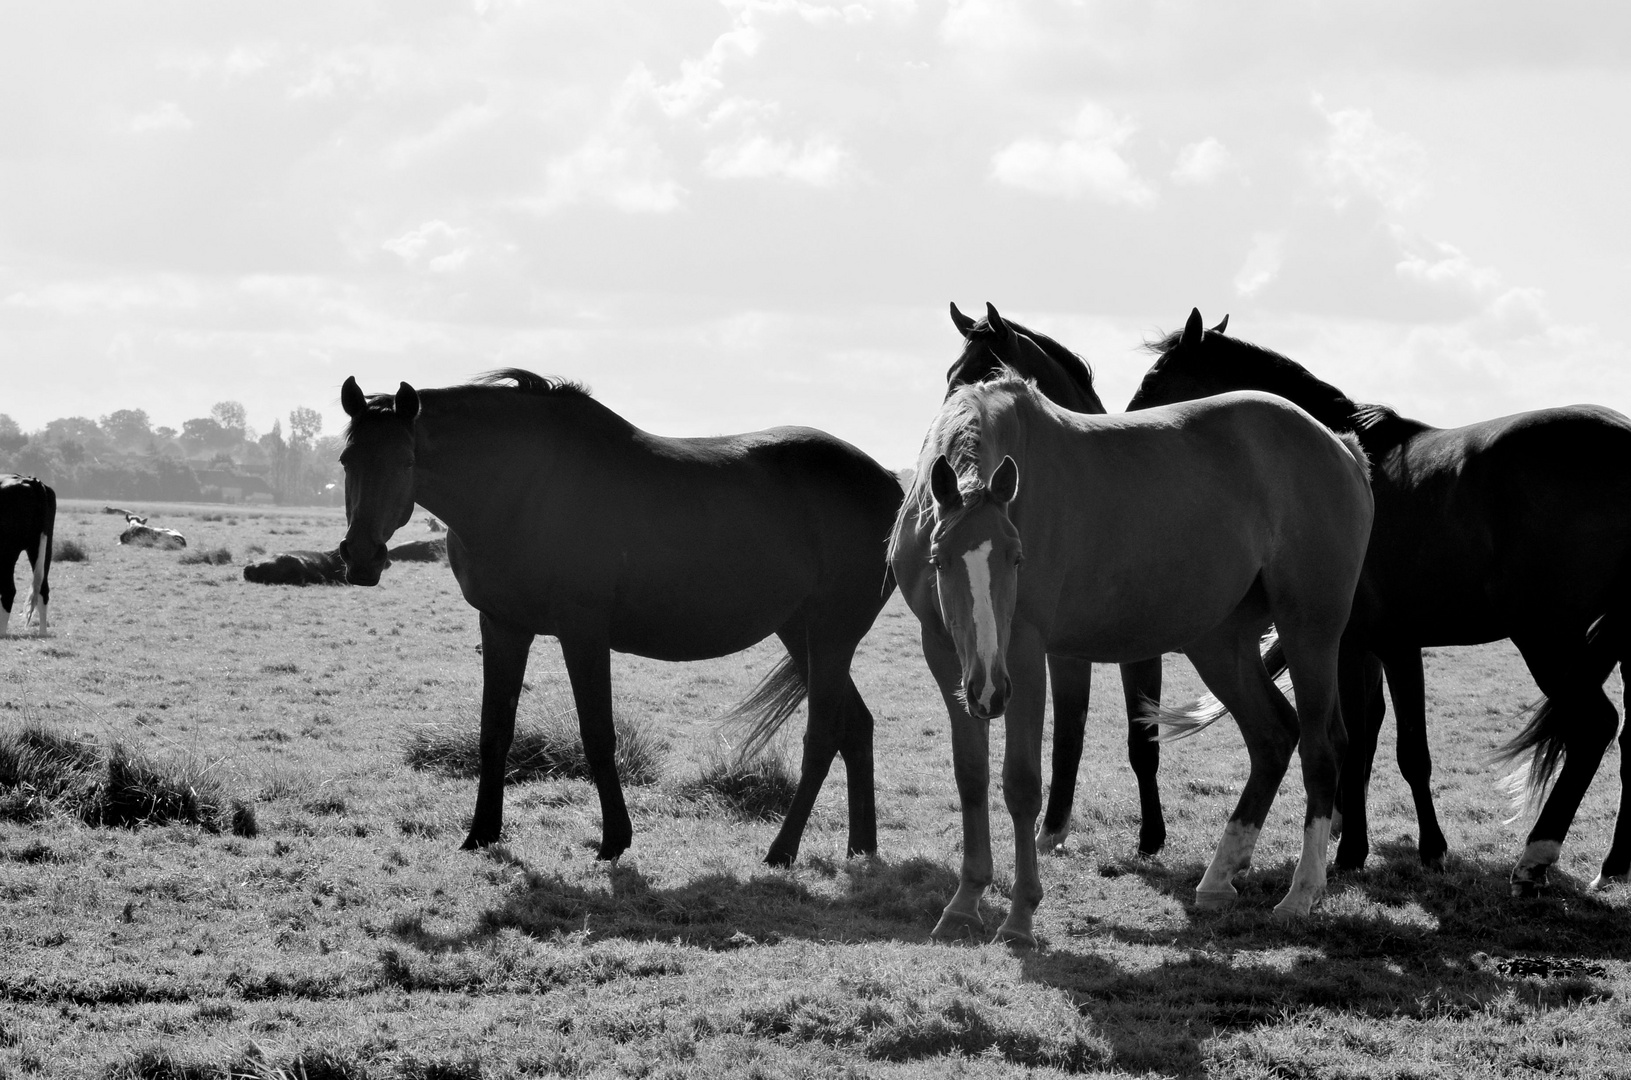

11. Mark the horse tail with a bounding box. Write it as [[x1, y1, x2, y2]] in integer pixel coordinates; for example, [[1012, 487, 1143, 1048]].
[[722, 655, 809, 762], [1495, 610, 1626, 812], [1141, 627, 1291, 742]]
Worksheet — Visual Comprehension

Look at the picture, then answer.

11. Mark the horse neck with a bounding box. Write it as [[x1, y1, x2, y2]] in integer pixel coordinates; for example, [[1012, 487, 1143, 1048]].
[[1207, 340, 1360, 432], [406, 388, 624, 532]]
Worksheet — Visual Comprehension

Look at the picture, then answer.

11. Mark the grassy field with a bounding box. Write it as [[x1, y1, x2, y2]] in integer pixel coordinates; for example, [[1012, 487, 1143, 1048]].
[[3, 499, 1631, 1078]]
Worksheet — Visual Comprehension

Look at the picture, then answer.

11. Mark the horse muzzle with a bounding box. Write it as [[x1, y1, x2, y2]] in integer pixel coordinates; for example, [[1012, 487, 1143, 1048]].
[[964, 672, 1012, 720], [339, 538, 390, 586]]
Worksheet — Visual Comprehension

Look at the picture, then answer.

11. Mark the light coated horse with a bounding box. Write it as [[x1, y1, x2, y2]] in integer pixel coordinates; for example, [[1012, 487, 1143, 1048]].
[[891, 320, 1372, 944]]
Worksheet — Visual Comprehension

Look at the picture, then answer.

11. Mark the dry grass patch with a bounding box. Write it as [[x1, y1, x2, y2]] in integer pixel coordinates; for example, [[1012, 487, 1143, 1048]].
[[53, 537, 90, 562], [675, 749, 799, 820], [402, 708, 664, 787], [179, 546, 234, 566]]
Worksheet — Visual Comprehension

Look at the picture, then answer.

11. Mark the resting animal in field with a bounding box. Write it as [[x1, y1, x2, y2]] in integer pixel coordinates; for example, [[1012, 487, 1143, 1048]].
[[119, 514, 187, 550], [242, 537, 445, 585], [1, 474, 55, 636]]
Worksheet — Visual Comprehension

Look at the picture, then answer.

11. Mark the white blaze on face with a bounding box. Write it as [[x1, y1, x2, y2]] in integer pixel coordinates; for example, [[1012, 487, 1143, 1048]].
[[961, 540, 1000, 709]]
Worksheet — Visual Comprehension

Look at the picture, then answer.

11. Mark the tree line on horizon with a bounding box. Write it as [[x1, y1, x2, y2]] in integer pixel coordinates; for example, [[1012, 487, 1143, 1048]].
[[0, 401, 343, 506]]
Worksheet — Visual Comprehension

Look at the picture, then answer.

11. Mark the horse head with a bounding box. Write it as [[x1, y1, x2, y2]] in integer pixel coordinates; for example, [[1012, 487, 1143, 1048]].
[[338, 375, 420, 586], [946, 302, 1105, 414], [1127, 307, 1233, 410], [927, 452, 1022, 720]]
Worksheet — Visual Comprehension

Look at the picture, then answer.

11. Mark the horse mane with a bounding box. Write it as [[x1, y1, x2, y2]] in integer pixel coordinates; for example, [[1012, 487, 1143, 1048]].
[[1143, 329, 1361, 434], [960, 316, 1098, 399], [890, 369, 1036, 563], [465, 368, 592, 398], [1350, 402, 1431, 454]]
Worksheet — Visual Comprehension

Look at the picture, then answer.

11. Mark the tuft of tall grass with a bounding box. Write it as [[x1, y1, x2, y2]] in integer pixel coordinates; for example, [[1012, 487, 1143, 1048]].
[[178, 546, 233, 566], [0, 723, 255, 836], [675, 749, 798, 820], [402, 707, 664, 786], [53, 537, 89, 562]]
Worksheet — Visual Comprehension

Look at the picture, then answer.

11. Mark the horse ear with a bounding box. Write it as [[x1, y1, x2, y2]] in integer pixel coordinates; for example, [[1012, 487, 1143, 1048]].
[[985, 302, 1009, 336], [395, 382, 420, 422], [341, 376, 368, 418], [929, 455, 962, 512], [1180, 308, 1205, 349], [950, 302, 976, 336], [990, 456, 1019, 504], [1210, 314, 1229, 335]]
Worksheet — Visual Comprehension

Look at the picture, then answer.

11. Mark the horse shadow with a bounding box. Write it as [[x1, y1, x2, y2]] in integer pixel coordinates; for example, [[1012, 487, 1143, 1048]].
[[399, 849, 968, 953], [1013, 837, 1629, 1075]]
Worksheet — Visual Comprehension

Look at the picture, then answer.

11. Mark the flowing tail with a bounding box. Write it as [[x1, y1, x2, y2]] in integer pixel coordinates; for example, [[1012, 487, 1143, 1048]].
[[721, 656, 809, 762], [1494, 610, 1625, 814], [1141, 627, 1291, 741]]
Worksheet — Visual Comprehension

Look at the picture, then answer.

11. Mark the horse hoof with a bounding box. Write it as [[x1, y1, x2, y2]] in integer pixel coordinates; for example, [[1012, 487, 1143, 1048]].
[[1193, 886, 1238, 912], [931, 911, 984, 942], [1138, 828, 1166, 858], [1036, 830, 1068, 855], [1590, 872, 1628, 891], [764, 848, 796, 869], [1272, 898, 1316, 922], [995, 925, 1037, 950], [1509, 879, 1545, 899], [1421, 854, 1446, 873]]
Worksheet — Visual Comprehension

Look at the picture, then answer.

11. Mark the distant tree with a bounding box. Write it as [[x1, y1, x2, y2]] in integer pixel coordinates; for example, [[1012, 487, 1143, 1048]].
[[100, 408, 153, 450], [0, 414, 25, 454], [288, 406, 323, 449], [42, 417, 105, 446], [154, 426, 178, 440], [180, 417, 235, 457], [211, 401, 247, 433], [58, 439, 86, 466]]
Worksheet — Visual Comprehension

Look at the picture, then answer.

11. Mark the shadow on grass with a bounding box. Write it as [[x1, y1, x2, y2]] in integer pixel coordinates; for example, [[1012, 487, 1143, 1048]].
[[401, 853, 964, 952], [1013, 837, 1629, 1076]]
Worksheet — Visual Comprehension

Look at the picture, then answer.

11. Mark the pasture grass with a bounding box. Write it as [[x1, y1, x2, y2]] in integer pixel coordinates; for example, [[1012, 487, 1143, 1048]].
[[676, 747, 800, 820], [402, 704, 665, 787], [178, 546, 234, 566], [54, 537, 90, 563], [3, 499, 1631, 1077]]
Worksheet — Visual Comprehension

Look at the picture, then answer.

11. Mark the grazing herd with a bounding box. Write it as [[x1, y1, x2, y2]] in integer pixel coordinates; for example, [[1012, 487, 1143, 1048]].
[[8, 303, 1631, 939]]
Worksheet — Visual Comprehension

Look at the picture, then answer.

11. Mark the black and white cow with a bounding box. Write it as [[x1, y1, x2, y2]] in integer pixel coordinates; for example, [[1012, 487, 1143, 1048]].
[[1, 474, 55, 636]]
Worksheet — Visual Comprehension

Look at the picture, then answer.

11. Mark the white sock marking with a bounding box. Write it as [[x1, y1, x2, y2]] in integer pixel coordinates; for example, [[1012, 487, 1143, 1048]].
[[962, 541, 998, 709]]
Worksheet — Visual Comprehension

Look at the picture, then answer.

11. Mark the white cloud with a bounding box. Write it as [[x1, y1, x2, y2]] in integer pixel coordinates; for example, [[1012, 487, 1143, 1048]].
[[1172, 137, 1238, 185], [1313, 95, 1427, 211], [529, 129, 685, 214], [129, 102, 193, 134], [382, 221, 473, 272], [703, 134, 854, 186], [990, 102, 1155, 205], [1234, 232, 1284, 296]]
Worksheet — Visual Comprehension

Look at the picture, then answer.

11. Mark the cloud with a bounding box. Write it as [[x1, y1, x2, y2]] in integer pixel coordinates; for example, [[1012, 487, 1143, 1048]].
[[1312, 95, 1427, 211], [1234, 233, 1284, 296], [129, 102, 194, 134], [1172, 137, 1238, 185], [703, 134, 855, 186], [382, 221, 473, 272], [990, 102, 1155, 205]]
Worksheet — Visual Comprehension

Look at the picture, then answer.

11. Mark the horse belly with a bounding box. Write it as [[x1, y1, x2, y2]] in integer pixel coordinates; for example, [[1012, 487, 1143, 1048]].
[[607, 570, 806, 661], [1042, 561, 1266, 662]]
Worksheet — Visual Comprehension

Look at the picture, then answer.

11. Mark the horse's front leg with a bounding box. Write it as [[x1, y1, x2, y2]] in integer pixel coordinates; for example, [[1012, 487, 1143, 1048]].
[[1038, 653, 1090, 853], [560, 633, 634, 861], [997, 625, 1048, 948], [1120, 656, 1165, 856], [463, 612, 535, 849], [922, 627, 991, 941]]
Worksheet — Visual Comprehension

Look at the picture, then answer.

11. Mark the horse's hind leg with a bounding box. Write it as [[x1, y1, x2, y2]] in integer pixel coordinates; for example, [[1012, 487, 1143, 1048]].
[[1122, 656, 1165, 856], [1594, 661, 1631, 889], [1383, 648, 1447, 869], [834, 672, 878, 858], [1185, 629, 1301, 911], [1269, 624, 1348, 918], [1508, 630, 1618, 896], [1332, 648, 1384, 872], [0, 544, 17, 638], [463, 613, 537, 850], [1038, 654, 1090, 853], [560, 633, 634, 861], [763, 615, 844, 867]]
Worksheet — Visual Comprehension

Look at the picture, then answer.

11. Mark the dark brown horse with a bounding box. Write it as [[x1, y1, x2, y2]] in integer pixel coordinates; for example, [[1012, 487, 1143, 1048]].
[[945, 302, 1171, 856], [1, 474, 54, 637], [892, 344, 1372, 943], [338, 371, 902, 866], [1130, 312, 1631, 895]]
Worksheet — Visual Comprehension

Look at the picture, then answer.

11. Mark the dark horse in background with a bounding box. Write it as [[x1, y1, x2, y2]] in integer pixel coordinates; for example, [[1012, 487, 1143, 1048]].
[[338, 371, 903, 865], [946, 302, 1191, 857], [1, 474, 55, 637], [1131, 311, 1631, 894]]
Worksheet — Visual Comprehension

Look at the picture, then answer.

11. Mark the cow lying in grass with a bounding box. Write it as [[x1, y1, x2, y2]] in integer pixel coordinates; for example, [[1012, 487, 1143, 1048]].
[[243, 537, 444, 585], [118, 515, 187, 550]]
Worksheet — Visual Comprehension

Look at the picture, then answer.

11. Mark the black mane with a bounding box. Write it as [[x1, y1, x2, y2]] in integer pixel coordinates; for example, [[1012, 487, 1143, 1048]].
[[1144, 329, 1362, 435], [962, 316, 1098, 400], [467, 368, 592, 397]]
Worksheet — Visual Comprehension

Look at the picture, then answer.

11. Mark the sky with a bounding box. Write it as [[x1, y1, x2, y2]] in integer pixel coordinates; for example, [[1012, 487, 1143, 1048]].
[[3, 0, 1629, 467]]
